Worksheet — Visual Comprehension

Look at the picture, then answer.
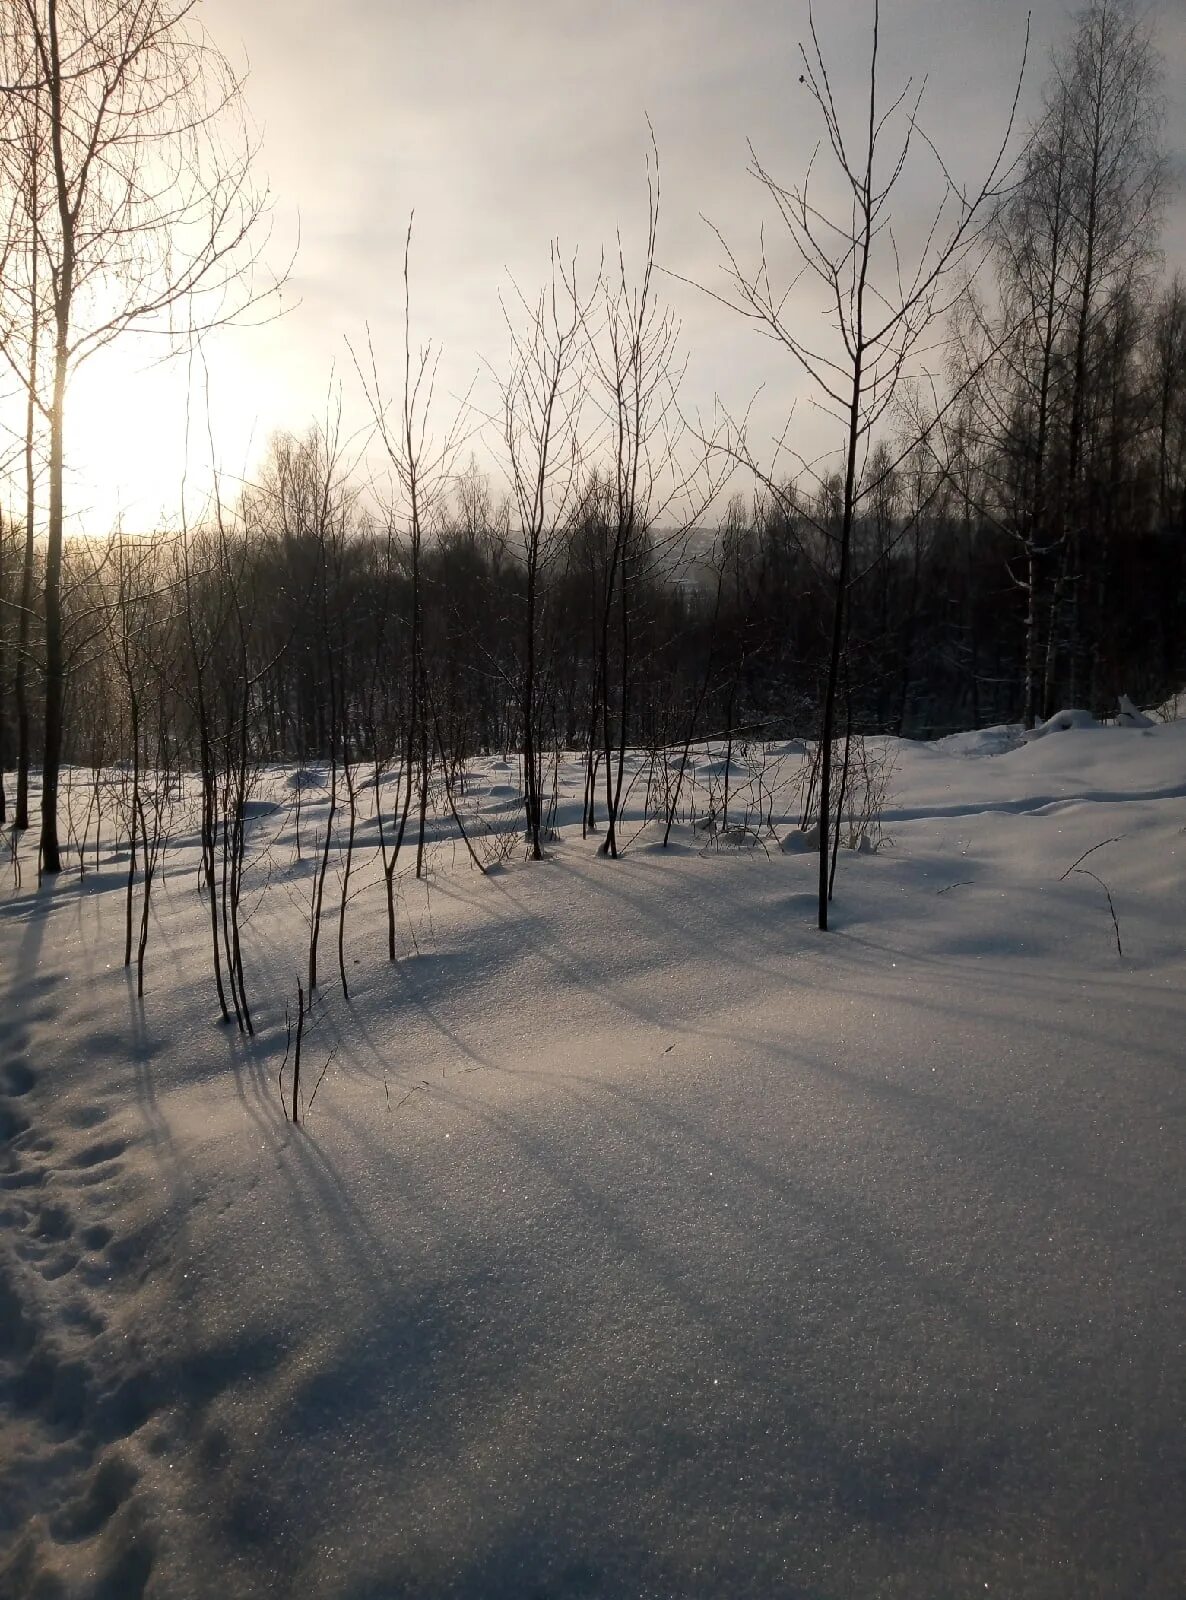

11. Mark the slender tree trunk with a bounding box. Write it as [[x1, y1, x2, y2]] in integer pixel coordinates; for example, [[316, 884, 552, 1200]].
[[663, 570, 723, 846], [14, 135, 40, 835], [337, 748, 356, 999], [40, 0, 73, 875], [0, 526, 7, 825], [522, 551, 542, 859], [40, 331, 68, 874], [183, 536, 230, 1023], [123, 698, 140, 968], [818, 351, 863, 932], [309, 689, 338, 994]]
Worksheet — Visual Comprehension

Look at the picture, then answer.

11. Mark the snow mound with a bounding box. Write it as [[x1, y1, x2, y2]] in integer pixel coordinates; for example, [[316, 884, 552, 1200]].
[[930, 724, 1024, 758], [286, 767, 326, 790], [1022, 708, 1100, 741], [1116, 694, 1156, 729], [633, 820, 697, 852], [779, 822, 820, 853], [715, 824, 762, 849]]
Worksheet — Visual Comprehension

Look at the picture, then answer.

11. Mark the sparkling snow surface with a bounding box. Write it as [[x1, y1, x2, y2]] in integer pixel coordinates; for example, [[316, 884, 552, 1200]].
[[1, 725, 1184, 1597]]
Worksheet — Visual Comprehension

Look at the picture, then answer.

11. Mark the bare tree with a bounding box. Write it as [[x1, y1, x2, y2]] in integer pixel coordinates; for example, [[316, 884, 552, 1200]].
[[1051, 0, 1164, 704], [352, 219, 471, 918], [1150, 276, 1185, 537], [574, 130, 724, 858], [0, 0, 278, 872], [495, 248, 591, 859], [703, 1, 1026, 928], [261, 423, 357, 995], [955, 0, 1165, 720], [0, 69, 46, 829]]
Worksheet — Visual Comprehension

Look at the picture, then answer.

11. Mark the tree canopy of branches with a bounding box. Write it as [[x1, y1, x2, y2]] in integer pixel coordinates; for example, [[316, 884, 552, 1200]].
[[0, 0, 275, 870], [701, 0, 1027, 927]]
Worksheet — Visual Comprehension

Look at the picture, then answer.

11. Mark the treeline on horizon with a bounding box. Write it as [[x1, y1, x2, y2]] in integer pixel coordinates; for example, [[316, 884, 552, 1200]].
[[1, 284, 1182, 773]]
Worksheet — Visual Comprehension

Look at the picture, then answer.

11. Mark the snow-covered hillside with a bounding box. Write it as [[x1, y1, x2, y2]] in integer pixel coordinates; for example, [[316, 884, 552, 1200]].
[[2, 721, 1184, 1598]]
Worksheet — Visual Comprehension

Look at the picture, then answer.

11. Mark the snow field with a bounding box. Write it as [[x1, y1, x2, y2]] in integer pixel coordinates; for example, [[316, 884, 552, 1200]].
[[1, 722, 1184, 1597]]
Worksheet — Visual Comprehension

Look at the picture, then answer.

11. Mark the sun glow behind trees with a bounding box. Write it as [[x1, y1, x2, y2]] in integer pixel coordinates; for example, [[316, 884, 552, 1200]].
[[1, 336, 282, 535], [0, 0, 280, 866]]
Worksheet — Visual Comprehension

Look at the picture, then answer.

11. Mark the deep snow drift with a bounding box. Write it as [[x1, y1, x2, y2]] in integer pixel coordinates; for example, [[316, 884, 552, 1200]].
[[1, 721, 1184, 1598]]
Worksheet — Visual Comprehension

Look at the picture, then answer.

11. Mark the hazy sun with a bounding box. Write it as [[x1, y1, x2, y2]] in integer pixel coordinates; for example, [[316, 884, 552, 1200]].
[[61, 338, 275, 537]]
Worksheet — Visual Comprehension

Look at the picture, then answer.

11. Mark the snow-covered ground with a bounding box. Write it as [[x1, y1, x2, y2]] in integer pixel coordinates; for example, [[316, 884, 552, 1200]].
[[1, 721, 1184, 1598]]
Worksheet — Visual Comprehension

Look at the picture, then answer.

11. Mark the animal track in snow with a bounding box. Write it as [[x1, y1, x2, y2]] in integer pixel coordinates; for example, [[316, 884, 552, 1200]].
[[16, 1131, 55, 1156], [2, 1061, 34, 1097], [50, 1451, 140, 1541], [35, 1203, 72, 1242], [0, 1166, 46, 1191], [0, 1087, 158, 1600], [65, 1103, 108, 1129], [38, 1252, 81, 1283], [0, 952, 165, 1600], [61, 1298, 106, 1337], [68, 1138, 128, 1171], [0, 1104, 30, 1141]]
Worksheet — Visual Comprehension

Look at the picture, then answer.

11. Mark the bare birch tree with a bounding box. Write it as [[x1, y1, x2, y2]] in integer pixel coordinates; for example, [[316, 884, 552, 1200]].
[[0, 0, 277, 872], [495, 249, 591, 859], [353, 220, 471, 928], [703, 1, 1026, 928]]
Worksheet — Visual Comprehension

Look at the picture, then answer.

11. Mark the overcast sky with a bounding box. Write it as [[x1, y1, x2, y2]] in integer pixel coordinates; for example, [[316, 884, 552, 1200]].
[[47, 0, 1186, 532]]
